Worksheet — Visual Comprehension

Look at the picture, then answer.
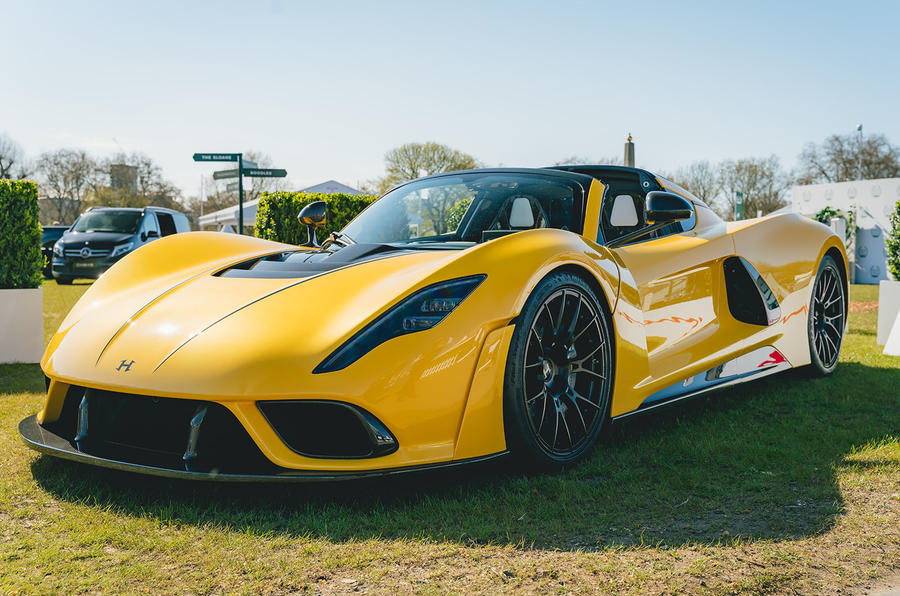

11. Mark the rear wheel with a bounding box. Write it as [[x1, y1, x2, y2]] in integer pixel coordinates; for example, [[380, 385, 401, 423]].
[[807, 255, 845, 375], [54, 277, 73, 285], [503, 272, 614, 470]]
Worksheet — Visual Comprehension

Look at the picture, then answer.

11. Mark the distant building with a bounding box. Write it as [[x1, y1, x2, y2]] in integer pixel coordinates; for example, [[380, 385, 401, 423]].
[[791, 177, 900, 284], [109, 164, 138, 191], [197, 180, 366, 230]]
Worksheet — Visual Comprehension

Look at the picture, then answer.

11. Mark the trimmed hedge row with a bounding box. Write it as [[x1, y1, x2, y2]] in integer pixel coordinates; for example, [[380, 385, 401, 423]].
[[255, 191, 377, 245], [0, 180, 43, 289]]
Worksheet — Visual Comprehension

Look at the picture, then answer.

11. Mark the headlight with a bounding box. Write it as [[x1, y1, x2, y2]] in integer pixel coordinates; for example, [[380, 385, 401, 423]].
[[53, 242, 63, 257], [110, 242, 133, 258], [314, 275, 486, 373]]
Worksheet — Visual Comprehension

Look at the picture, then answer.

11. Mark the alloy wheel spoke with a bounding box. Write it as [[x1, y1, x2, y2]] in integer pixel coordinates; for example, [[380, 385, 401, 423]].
[[553, 291, 567, 335], [572, 362, 607, 381], [566, 387, 589, 431], [566, 296, 583, 338], [560, 407, 574, 448], [551, 406, 560, 449], [572, 341, 604, 365], [524, 286, 610, 455], [572, 314, 599, 343], [571, 387, 602, 411], [537, 392, 548, 433], [526, 389, 546, 405]]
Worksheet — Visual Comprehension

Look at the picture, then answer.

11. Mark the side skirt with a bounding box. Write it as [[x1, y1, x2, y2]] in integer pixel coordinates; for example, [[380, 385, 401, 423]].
[[612, 346, 792, 421]]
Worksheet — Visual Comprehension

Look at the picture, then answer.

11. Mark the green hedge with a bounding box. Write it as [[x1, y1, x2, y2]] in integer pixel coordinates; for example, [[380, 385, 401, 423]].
[[255, 191, 377, 245], [0, 180, 42, 289], [888, 200, 900, 280]]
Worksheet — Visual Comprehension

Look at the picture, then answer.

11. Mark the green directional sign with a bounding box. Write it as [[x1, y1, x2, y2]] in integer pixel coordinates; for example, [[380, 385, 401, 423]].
[[243, 168, 287, 178], [734, 191, 744, 221], [193, 151, 287, 234], [213, 169, 239, 180], [193, 153, 240, 162]]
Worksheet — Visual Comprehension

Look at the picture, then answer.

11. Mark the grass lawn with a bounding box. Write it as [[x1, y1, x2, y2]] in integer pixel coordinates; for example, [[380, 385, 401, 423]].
[[1, 280, 897, 594]]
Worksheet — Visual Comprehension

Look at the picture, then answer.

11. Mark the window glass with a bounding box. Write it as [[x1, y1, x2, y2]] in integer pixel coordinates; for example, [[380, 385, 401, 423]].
[[156, 212, 177, 236], [342, 173, 582, 245], [141, 212, 160, 236], [598, 184, 696, 245], [72, 210, 142, 234]]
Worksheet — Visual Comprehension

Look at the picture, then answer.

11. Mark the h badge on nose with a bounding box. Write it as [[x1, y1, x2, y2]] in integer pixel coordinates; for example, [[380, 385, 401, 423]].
[[116, 360, 134, 372]]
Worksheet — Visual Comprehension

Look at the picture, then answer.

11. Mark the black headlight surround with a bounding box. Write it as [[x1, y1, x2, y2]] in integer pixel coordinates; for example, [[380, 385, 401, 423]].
[[313, 274, 486, 374]]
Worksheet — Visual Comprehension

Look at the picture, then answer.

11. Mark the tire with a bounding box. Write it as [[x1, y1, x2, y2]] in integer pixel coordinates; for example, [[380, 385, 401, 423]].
[[55, 277, 74, 285], [503, 271, 614, 470], [806, 255, 845, 376]]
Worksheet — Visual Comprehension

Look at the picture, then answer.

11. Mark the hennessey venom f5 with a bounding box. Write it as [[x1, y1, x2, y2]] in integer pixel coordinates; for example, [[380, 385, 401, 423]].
[[20, 166, 848, 480]]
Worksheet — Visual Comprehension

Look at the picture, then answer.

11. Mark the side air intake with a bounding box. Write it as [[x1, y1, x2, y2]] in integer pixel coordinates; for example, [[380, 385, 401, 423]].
[[723, 257, 781, 326]]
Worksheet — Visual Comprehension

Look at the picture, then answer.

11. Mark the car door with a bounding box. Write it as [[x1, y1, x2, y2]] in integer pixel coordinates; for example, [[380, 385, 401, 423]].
[[605, 197, 735, 385], [140, 212, 160, 245]]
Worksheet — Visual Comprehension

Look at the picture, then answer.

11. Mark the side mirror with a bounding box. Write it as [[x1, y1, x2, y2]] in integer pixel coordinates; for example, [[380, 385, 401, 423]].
[[146, 230, 159, 239], [298, 200, 327, 247], [645, 191, 693, 224]]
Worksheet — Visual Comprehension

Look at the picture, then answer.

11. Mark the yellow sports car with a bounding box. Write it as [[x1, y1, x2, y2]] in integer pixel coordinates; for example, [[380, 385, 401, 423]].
[[20, 166, 848, 480]]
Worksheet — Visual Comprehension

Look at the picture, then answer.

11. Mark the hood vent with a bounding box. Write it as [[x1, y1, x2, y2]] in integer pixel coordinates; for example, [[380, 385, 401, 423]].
[[217, 244, 411, 279]]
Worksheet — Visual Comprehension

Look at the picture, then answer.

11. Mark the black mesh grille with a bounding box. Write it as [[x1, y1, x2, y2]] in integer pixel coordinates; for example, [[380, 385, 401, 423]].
[[43, 386, 281, 474]]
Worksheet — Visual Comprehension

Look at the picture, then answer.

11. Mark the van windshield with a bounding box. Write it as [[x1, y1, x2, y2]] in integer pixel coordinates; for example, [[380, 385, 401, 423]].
[[72, 211, 142, 234]]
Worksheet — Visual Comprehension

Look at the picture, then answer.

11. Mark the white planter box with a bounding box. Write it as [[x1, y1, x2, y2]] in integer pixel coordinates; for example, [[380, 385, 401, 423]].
[[877, 280, 900, 346], [0, 288, 43, 364]]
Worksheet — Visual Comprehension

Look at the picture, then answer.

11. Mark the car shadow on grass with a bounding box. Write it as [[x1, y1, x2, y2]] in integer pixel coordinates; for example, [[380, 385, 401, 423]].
[[30, 361, 899, 551]]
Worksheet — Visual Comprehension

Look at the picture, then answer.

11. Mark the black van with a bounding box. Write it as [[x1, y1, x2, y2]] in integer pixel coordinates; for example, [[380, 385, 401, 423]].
[[41, 225, 69, 278], [51, 206, 190, 284]]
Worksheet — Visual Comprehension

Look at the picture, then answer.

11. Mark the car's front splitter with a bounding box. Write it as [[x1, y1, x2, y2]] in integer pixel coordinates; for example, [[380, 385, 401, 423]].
[[18, 415, 506, 483]]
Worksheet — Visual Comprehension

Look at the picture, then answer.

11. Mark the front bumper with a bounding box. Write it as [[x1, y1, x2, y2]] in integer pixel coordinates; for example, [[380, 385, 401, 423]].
[[52, 256, 120, 279], [19, 415, 504, 482]]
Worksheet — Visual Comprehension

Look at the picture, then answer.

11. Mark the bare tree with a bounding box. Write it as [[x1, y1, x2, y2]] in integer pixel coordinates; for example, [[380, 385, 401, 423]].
[[552, 155, 621, 166], [213, 150, 287, 204], [718, 156, 791, 219], [0, 133, 33, 179], [672, 160, 720, 205], [371, 142, 480, 195], [90, 152, 182, 210], [36, 149, 99, 223], [797, 132, 900, 184]]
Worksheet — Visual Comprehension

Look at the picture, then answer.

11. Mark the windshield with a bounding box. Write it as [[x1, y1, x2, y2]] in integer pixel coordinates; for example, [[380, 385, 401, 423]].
[[342, 172, 584, 245], [71, 210, 142, 234]]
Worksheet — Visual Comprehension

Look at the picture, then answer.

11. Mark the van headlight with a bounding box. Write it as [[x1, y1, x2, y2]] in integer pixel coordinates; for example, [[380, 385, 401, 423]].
[[53, 242, 64, 257], [111, 242, 134, 258]]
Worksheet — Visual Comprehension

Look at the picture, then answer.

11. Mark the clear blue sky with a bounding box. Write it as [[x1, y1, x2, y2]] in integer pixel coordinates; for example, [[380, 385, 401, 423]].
[[4, 0, 899, 196]]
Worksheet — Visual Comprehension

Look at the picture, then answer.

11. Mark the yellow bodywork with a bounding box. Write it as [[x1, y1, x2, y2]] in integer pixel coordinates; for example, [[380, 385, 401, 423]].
[[35, 176, 847, 473]]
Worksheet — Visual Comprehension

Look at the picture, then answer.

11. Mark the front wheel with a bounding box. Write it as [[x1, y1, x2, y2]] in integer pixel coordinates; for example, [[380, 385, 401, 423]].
[[807, 255, 845, 375], [503, 272, 614, 470]]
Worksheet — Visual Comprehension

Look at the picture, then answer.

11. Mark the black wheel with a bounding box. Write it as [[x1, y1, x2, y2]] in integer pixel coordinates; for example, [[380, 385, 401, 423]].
[[503, 272, 614, 470], [807, 255, 845, 375], [55, 277, 73, 285]]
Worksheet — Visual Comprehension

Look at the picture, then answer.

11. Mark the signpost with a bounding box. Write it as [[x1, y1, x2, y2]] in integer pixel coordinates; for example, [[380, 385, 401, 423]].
[[734, 191, 744, 221], [243, 168, 287, 178], [212, 169, 239, 180], [226, 182, 239, 192], [193, 153, 287, 233], [193, 153, 240, 163]]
